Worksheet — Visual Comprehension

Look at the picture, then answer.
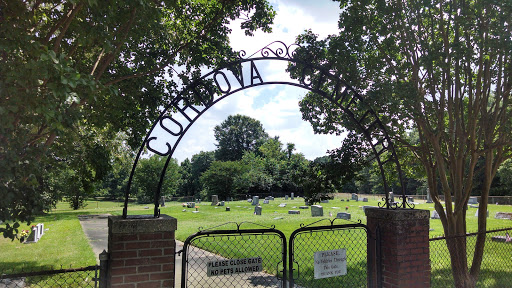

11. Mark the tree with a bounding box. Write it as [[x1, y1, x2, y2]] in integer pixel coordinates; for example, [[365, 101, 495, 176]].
[[200, 160, 248, 200], [132, 156, 181, 204], [0, 0, 275, 239], [291, 1, 512, 286], [214, 114, 269, 161]]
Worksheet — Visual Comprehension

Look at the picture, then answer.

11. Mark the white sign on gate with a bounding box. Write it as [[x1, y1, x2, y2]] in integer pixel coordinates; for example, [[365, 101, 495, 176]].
[[207, 257, 263, 277], [314, 249, 347, 279]]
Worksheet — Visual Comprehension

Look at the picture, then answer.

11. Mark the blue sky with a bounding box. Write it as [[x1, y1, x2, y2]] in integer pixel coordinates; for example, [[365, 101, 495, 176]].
[[160, 0, 344, 163]]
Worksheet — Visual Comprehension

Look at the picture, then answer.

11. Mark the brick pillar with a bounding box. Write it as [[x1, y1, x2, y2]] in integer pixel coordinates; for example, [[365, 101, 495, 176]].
[[365, 208, 430, 288], [108, 215, 177, 288]]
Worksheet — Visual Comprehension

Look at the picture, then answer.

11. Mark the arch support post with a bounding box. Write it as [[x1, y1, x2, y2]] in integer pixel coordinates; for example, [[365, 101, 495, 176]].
[[365, 208, 430, 288], [107, 215, 177, 287]]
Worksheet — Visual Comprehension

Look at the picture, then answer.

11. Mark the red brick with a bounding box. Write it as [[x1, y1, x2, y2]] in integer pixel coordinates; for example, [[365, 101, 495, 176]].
[[139, 233, 163, 241], [138, 249, 163, 257], [163, 248, 174, 255], [138, 265, 162, 273], [151, 240, 173, 248], [126, 241, 151, 250], [111, 276, 124, 284], [162, 232, 174, 239], [150, 272, 172, 281], [112, 266, 137, 275], [111, 259, 126, 268], [113, 250, 138, 259], [136, 282, 161, 288], [124, 274, 149, 283], [162, 280, 174, 287], [112, 284, 135, 288]]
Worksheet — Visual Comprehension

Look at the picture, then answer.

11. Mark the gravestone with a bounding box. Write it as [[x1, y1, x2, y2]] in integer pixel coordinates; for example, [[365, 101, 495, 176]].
[[285, 195, 289, 200], [219, 201, 225, 206], [389, 192, 394, 203], [470, 204, 478, 208], [362, 198, 368, 202], [288, 210, 300, 214], [211, 195, 219, 206], [187, 202, 195, 208], [269, 196, 274, 201], [291, 193, 294, 200], [468, 197, 478, 204], [252, 196, 259, 206], [426, 189, 433, 203], [351, 193, 358, 200], [320, 199, 329, 203], [408, 197, 414, 203], [431, 210, 440, 219], [495, 212, 512, 220], [475, 209, 489, 218], [160, 196, 166, 207], [336, 212, 351, 220], [265, 196, 270, 200], [299, 206, 309, 209], [263, 199, 270, 204], [226, 207, 230, 212], [278, 203, 287, 208], [254, 206, 262, 215], [311, 205, 324, 217], [247, 199, 252, 202]]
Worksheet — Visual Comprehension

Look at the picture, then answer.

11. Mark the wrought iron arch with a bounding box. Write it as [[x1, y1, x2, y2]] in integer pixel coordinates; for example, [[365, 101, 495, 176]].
[[122, 41, 411, 218]]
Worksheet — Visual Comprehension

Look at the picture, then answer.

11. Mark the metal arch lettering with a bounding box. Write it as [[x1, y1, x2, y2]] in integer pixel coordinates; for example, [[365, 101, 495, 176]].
[[122, 42, 409, 218]]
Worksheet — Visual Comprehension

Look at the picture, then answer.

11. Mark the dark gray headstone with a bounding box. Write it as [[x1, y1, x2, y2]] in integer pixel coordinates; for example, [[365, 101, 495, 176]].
[[468, 197, 478, 205], [362, 198, 368, 202], [299, 206, 309, 209], [263, 199, 270, 204], [252, 196, 259, 206], [336, 212, 351, 220], [211, 195, 219, 206], [311, 205, 324, 217], [291, 193, 294, 200], [320, 199, 329, 203], [285, 195, 289, 200], [288, 210, 300, 215], [219, 201, 225, 206], [351, 193, 358, 200], [226, 207, 230, 211], [254, 206, 262, 215]]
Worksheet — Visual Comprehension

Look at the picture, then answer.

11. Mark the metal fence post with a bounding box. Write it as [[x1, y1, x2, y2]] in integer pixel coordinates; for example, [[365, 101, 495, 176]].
[[98, 250, 109, 288]]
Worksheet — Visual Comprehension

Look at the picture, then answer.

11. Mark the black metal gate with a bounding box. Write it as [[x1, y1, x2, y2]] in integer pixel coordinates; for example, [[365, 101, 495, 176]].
[[179, 222, 287, 288], [289, 219, 372, 288], [180, 220, 374, 288]]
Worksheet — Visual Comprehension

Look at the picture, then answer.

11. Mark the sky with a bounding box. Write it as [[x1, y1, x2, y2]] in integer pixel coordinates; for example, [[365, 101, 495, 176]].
[[160, 0, 343, 163]]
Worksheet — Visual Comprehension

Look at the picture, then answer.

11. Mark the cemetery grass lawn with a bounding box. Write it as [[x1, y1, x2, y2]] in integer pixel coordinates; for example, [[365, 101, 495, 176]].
[[2, 196, 512, 279]]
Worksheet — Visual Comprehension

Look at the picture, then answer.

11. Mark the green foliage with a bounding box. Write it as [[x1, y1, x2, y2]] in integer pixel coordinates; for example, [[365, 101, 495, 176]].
[[214, 114, 269, 161], [0, 0, 275, 239], [132, 155, 181, 204], [291, 0, 512, 285], [200, 160, 248, 200]]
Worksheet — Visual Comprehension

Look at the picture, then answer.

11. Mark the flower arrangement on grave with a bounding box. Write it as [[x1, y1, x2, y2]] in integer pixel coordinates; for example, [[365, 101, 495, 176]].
[[19, 229, 29, 243], [195, 206, 199, 211]]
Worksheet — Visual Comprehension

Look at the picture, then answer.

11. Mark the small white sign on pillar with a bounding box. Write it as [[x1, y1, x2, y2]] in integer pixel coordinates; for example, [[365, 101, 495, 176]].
[[314, 249, 347, 279]]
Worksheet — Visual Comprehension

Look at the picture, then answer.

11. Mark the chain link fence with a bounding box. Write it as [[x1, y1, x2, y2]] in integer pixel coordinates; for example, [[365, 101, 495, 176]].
[[0, 265, 98, 288], [430, 227, 512, 288], [289, 221, 369, 288], [180, 223, 287, 288]]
